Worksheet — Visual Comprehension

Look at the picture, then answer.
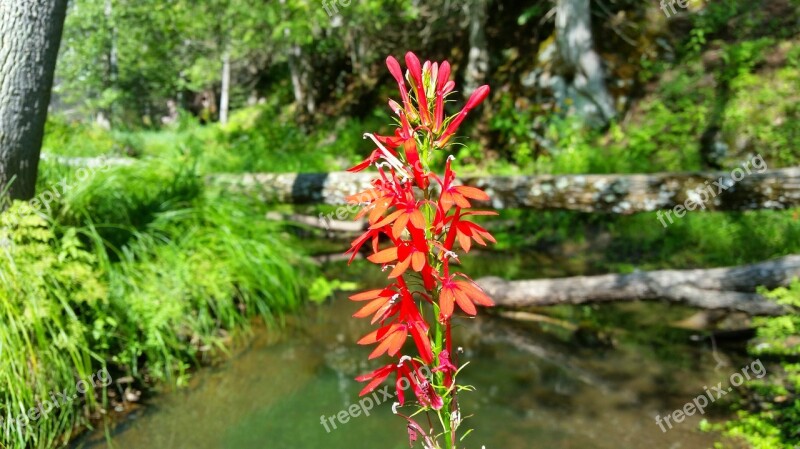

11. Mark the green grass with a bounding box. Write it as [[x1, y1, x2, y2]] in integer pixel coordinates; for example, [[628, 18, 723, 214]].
[[42, 99, 387, 175]]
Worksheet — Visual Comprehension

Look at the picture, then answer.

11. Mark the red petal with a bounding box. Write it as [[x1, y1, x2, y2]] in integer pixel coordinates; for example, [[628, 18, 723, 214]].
[[353, 296, 391, 318], [368, 199, 392, 223], [392, 213, 410, 239], [357, 324, 399, 345], [461, 210, 499, 217], [370, 209, 403, 229], [477, 229, 497, 243], [437, 61, 451, 91], [405, 52, 423, 87], [456, 280, 494, 307], [386, 56, 404, 84], [439, 288, 455, 319], [409, 209, 426, 229], [386, 328, 408, 356], [457, 231, 472, 253], [453, 287, 477, 315], [455, 185, 490, 201], [453, 193, 472, 208], [349, 289, 384, 301], [388, 256, 411, 279], [346, 188, 379, 204], [368, 327, 407, 359], [409, 321, 434, 364], [411, 252, 426, 272], [440, 192, 455, 212], [367, 247, 398, 264]]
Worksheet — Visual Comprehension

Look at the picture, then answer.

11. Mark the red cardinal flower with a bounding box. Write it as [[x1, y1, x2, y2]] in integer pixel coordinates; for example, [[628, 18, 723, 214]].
[[436, 157, 491, 213], [350, 287, 400, 324], [348, 52, 492, 448], [438, 276, 495, 319]]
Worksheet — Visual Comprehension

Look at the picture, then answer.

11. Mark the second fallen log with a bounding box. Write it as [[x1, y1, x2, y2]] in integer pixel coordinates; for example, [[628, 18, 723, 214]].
[[476, 255, 800, 315]]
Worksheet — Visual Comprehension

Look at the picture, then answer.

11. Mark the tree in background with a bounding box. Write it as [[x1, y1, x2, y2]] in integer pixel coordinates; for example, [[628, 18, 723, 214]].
[[0, 0, 68, 200], [553, 0, 616, 126]]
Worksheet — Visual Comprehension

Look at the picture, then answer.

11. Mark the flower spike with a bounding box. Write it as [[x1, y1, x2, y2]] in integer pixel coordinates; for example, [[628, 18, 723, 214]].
[[349, 52, 493, 449]]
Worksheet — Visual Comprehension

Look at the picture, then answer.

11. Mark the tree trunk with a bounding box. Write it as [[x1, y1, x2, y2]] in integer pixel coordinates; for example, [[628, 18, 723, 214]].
[[0, 0, 68, 200], [554, 0, 615, 126], [207, 167, 800, 212], [104, 0, 118, 124], [476, 256, 800, 316], [464, 0, 490, 95], [287, 43, 315, 116], [220, 46, 231, 125], [105, 0, 118, 82]]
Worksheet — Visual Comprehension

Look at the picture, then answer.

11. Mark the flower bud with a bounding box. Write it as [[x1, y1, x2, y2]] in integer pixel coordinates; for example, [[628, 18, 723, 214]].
[[465, 85, 490, 110]]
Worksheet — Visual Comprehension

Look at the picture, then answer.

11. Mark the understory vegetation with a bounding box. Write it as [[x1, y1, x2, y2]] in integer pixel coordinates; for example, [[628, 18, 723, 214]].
[[0, 159, 308, 449], [703, 281, 800, 449]]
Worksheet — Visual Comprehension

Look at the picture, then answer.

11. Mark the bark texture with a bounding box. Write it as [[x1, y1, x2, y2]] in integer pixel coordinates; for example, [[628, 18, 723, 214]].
[[476, 256, 800, 315], [208, 167, 800, 212], [463, 0, 490, 95], [220, 47, 231, 125], [554, 0, 615, 125], [287, 43, 315, 116], [0, 0, 68, 200]]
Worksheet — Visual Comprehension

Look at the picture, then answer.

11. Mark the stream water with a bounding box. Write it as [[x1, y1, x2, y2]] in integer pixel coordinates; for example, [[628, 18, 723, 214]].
[[71, 253, 745, 449]]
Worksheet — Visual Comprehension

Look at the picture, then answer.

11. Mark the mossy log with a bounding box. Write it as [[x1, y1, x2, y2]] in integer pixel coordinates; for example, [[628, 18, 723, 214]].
[[208, 167, 800, 212]]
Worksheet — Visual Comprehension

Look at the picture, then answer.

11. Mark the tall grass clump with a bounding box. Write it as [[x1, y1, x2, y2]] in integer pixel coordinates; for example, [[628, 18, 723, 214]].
[[92, 191, 307, 382]]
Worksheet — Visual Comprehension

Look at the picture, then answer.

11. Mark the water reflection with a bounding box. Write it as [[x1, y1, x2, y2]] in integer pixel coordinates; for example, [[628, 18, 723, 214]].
[[72, 292, 736, 449]]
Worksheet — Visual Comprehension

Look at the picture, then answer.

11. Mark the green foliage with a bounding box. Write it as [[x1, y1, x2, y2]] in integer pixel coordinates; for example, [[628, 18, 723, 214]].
[[212, 101, 378, 173], [0, 205, 106, 448], [492, 208, 800, 271], [0, 158, 310, 449], [721, 43, 800, 167], [718, 281, 800, 448], [95, 193, 307, 382], [751, 282, 800, 361], [307, 277, 358, 304], [55, 0, 421, 125], [43, 101, 387, 175], [42, 117, 117, 157]]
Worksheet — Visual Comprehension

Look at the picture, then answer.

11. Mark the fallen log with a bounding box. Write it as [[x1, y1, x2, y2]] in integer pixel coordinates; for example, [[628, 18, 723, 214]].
[[264, 211, 365, 235], [40, 153, 133, 168], [476, 255, 800, 315], [264, 212, 514, 236], [208, 167, 800, 212]]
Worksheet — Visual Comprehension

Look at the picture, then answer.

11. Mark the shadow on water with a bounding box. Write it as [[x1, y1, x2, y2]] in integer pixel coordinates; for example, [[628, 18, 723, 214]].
[[71, 252, 746, 449]]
